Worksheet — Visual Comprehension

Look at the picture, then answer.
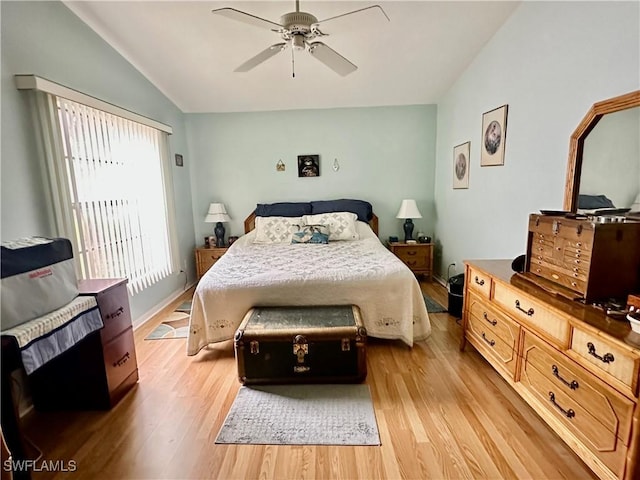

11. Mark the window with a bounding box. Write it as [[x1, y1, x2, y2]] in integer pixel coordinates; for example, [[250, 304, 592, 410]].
[[18, 76, 179, 294]]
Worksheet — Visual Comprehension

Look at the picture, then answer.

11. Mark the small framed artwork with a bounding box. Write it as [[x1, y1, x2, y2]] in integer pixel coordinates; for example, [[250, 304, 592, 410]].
[[298, 155, 320, 177], [204, 236, 211, 248], [453, 141, 470, 189], [175, 153, 184, 167], [481, 105, 508, 166]]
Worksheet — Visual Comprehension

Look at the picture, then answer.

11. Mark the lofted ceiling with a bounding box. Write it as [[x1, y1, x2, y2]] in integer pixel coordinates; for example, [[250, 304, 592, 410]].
[[64, 1, 520, 113]]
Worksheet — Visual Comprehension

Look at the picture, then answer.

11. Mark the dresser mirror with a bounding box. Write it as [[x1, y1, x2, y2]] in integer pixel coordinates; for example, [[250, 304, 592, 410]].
[[563, 90, 640, 213]]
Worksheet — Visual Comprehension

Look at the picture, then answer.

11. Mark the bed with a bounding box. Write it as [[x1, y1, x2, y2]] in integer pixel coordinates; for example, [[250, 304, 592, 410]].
[[187, 200, 431, 356]]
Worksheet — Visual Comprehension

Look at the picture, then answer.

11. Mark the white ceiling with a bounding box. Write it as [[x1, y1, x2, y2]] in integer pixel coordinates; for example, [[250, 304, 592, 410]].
[[64, 1, 520, 113]]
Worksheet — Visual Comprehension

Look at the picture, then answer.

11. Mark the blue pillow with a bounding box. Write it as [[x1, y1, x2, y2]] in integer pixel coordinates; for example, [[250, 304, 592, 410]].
[[255, 202, 312, 217], [577, 194, 615, 209], [310, 199, 373, 222]]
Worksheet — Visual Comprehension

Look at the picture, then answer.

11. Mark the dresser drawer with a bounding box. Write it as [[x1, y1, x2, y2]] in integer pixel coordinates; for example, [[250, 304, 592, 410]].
[[467, 267, 492, 299], [523, 331, 634, 444], [570, 326, 639, 396], [467, 293, 519, 349], [104, 327, 138, 393], [467, 315, 518, 379], [96, 284, 133, 343], [492, 281, 570, 347], [519, 359, 629, 477]]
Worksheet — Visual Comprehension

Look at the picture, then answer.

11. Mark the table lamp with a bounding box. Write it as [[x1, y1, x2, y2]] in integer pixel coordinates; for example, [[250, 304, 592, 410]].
[[205, 203, 231, 247], [396, 199, 422, 242]]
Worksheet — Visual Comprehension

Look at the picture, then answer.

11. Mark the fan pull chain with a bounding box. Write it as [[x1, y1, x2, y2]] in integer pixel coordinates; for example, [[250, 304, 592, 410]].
[[291, 46, 296, 78]]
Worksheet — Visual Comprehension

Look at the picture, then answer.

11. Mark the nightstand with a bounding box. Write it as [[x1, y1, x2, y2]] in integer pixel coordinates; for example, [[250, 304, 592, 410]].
[[195, 246, 228, 279], [388, 242, 433, 280]]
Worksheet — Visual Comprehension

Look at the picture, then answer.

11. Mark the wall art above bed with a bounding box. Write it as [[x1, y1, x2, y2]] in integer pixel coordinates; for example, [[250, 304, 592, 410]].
[[298, 155, 320, 177]]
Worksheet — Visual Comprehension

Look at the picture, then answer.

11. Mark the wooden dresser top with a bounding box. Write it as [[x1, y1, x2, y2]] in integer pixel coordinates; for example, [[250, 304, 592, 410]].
[[465, 259, 640, 353]]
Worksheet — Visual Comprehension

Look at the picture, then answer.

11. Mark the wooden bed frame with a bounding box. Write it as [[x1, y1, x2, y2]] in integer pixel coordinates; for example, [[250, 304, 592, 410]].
[[244, 211, 379, 236]]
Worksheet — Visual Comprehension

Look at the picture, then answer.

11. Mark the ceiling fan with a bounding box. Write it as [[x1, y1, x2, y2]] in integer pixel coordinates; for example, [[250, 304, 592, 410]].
[[212, 1, 389, 77]]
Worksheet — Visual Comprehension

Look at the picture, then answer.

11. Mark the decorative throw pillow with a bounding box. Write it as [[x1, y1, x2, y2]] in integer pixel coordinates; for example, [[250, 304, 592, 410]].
[[303, 212, 359, 241], [254, 216, 304, 244], [291, 224, 330, 244]]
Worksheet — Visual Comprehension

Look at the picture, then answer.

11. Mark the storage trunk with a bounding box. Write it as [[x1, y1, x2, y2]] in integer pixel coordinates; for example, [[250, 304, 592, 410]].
[[235, 305, 367, 385]]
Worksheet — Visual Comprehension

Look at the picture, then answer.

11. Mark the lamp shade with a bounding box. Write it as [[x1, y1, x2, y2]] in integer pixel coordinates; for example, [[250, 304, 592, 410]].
[[204, 203, 231, 223], [396, 199, 422, 219]]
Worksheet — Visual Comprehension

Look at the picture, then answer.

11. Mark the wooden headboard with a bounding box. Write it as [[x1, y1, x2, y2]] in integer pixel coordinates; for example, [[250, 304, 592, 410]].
[[244, 211, 379, 236]]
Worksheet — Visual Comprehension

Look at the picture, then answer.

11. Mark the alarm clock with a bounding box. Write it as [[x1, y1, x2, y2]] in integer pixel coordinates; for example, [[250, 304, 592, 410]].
[[417, 235, 431, 244]]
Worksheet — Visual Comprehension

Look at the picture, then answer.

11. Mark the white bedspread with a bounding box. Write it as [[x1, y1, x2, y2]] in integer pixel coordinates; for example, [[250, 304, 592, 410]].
[[187, 223, 431, 355]]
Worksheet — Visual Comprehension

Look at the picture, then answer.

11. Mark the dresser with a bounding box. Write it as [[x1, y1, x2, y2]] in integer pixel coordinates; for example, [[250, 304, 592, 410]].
[[387, 242, 433, 280], [195, 246, 228, 279], [30, 278, 138, 410], [462, 260, 640, 480]]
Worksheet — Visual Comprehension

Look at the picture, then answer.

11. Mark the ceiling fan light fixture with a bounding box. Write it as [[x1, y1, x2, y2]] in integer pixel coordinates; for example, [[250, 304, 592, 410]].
[[213, 1, 389, 76], [291, 34, 305, 50]]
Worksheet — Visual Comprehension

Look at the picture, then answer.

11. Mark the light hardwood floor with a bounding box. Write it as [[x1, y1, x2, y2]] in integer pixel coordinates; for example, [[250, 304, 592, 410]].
[[22, 281, 596, 480]]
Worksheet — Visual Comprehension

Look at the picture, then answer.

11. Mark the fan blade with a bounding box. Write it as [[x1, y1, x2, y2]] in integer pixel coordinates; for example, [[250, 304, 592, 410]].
[[307, 42, 357, 76], [212, 7, 282, 30], [314, 5, 389, 33], [235, 43, 287, 72]]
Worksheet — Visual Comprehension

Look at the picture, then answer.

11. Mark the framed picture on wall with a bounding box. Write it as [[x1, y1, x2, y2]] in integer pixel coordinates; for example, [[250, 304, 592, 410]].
[[297, 155, 320, 177], [480, 105, 508, 166], [453, 142, 470, 189]]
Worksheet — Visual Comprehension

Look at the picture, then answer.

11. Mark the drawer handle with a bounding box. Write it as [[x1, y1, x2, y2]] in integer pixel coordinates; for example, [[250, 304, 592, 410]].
[[407, 260, 417, 266], [113, 351, 130, 368], [407, 251, 417, 256], [481, 332, 495, 347], [474, 276, 485, 286], [515, 300, 534, 316], [548, 392, 575, 419], [106, 306, 124, 320], [483, 312, 497, 326], [551, 365, 579, 390], [587, 342, 614, 364]]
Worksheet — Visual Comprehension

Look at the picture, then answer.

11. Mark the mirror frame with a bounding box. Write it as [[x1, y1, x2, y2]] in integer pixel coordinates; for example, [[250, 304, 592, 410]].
[[563, 90, 640, 212]]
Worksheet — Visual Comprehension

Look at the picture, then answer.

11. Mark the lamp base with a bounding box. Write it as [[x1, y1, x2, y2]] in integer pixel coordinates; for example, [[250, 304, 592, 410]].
[[214, 222, 226, 247], [403, 219, 414, 243]]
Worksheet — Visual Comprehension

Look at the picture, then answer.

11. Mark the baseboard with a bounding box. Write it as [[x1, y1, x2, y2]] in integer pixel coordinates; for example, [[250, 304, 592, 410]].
[[133, 281, 196, 330], [434, 275, 447, 288]]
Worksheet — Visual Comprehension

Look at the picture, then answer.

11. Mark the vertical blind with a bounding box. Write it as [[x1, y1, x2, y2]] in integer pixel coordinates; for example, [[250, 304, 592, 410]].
[[47, 96, 177, 293], [27, 92, 179, 293]]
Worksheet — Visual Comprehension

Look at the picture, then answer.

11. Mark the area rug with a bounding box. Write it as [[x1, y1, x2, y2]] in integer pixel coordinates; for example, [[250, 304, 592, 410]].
[[215, 384, 380, 446], [424, 294, 447, 313], [144, 302, 191, 340]]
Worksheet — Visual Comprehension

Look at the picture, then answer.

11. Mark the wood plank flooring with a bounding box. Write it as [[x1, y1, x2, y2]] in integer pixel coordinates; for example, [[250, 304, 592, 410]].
[[21, 281, 596, 479]]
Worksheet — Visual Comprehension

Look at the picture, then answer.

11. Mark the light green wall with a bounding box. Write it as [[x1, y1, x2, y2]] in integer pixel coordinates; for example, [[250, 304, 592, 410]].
[[1, 1, 196, 321], [185, 105, 438, 244], [434, 1, 640, 279]]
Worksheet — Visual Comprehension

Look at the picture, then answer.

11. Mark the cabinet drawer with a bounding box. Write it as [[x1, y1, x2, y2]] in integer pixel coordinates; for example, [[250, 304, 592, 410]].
[[467, 315, 518, 379], [528, 262, 587, 293], [104, 327, 138, 393], [519, 360, 628, 477], [467, 293, 519, 349], [399, 256, 429, 270], [96, 284, 132, 342], [523, 331, 634, 444], [468, 267, 491, 298], [395, 247, 428, 261], [493, 281, 569, 347], [570, 326, 639, 396]]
